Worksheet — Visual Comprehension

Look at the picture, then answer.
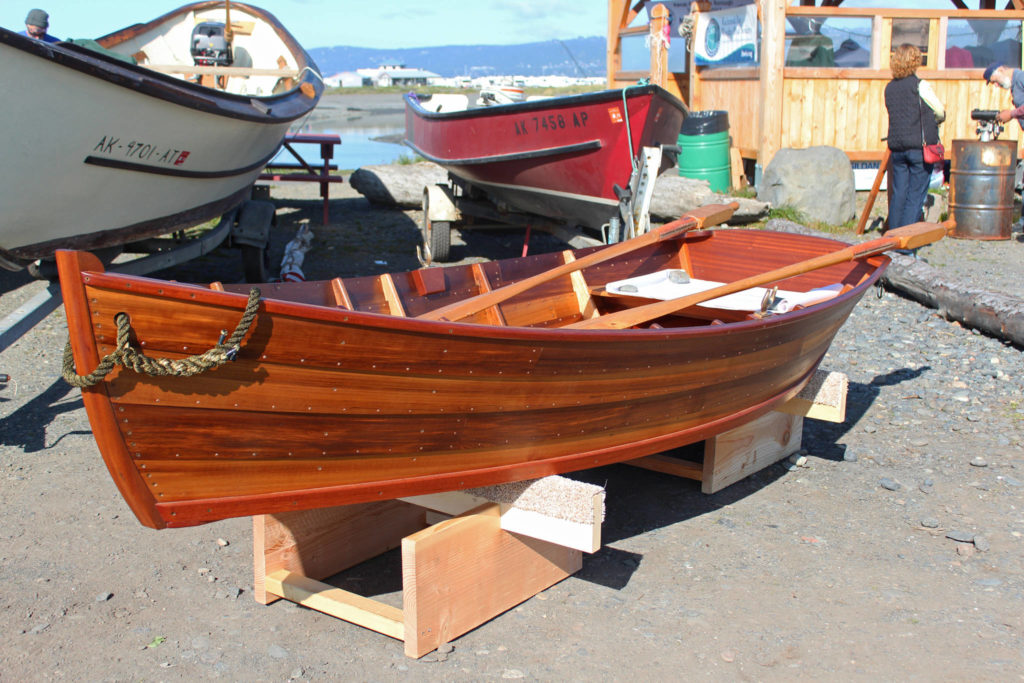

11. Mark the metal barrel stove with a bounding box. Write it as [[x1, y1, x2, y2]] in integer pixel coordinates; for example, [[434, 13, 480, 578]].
[[948, 139, 1017, 240]]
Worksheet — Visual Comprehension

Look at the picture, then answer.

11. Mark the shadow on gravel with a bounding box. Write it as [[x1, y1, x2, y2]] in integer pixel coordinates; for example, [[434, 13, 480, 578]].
[[0, 265, 34, 296], [0, 377, 84, 452], [803, 366, 931, 461]]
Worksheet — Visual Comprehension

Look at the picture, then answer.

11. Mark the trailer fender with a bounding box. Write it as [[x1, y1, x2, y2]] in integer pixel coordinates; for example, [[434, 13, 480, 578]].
[[424, 184, 460, 222]]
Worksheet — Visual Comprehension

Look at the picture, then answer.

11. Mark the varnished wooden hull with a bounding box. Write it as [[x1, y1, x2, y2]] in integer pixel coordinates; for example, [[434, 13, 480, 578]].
[[57, 229, 887, 528]]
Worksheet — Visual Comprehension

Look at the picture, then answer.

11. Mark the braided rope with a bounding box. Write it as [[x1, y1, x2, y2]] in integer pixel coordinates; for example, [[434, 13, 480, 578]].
[[62, 288, 261, 388]]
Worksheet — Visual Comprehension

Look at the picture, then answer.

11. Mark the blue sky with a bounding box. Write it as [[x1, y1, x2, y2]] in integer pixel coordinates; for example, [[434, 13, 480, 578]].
[[2, 1, 608, 50]]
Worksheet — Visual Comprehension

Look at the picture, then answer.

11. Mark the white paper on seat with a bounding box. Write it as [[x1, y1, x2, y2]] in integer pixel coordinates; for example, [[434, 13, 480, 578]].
[[606, 270, 843, 312]]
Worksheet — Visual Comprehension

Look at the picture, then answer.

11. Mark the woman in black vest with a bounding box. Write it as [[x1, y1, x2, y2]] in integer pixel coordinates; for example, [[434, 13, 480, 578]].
[[884, 44, 942, 229]]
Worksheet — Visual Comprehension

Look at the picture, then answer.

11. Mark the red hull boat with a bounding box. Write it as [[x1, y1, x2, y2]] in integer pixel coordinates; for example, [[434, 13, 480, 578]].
[[403, 85, 687, 230]]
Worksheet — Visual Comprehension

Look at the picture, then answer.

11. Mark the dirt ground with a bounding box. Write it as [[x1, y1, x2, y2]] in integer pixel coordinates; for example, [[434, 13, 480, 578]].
[[2, 142, 1024, 679]]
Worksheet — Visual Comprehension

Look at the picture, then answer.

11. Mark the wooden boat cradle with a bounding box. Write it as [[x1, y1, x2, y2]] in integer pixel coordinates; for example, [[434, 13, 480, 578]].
[[253, 369, 848, 659]]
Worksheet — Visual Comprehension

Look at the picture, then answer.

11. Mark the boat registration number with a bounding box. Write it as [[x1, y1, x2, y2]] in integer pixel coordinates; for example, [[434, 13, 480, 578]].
[[514, 111, 589, 136], [92, 135, 191, 166]]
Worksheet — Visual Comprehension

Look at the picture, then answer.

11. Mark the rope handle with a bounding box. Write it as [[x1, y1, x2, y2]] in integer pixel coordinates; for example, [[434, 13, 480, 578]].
[[62, 288, 261, 388]]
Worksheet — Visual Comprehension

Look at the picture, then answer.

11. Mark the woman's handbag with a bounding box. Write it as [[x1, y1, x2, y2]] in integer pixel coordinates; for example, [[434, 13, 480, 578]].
[[923, 143, 945, 164], [919, 95, 944, 163]]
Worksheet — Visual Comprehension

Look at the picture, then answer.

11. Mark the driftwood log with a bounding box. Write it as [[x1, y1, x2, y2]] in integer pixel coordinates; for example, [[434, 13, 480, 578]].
[[649, 175, 769, 224], [349, 163, 770, 223], [765, 219, 1024, 347], [349, 162, 448, 207]]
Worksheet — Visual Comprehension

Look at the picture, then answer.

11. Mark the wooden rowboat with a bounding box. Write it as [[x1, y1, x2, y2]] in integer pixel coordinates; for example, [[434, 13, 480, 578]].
[[0, 1, 322, 270], [56, 209, 947, 529]]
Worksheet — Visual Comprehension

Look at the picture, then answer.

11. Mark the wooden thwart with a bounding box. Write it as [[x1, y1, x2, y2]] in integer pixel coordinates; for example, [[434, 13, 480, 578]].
[[254, 478, 602, 658]]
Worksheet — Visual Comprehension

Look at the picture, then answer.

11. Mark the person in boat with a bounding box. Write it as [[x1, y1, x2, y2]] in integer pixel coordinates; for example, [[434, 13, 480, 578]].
[[20, 8, 59, 43], [983, 62, 1024, 231], [884, 43, 944, 230]]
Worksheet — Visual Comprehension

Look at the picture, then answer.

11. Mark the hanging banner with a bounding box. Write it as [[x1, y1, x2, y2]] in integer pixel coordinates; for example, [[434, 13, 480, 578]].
[[693, 3, 758, 66]]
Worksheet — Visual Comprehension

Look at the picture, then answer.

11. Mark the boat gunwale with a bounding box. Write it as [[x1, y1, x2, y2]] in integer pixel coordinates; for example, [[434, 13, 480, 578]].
[[403, 83, 687, 122], [0, 1, 322, 125], [69, 230, 889, 344]]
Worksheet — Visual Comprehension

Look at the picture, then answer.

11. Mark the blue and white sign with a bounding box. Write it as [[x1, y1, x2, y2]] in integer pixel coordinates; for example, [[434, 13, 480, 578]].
[[694, 4, 758, 66]]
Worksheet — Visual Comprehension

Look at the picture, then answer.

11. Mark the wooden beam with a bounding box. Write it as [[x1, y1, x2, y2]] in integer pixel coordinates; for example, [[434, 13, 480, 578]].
[[380, 273, 407, 317], [702, 411, 803, 493], [649, 3, 670, 87], [252, 501, 427, 604], [628, 452, 704, 480], [402, 503, 581, 658], [331, 277, 353, 309], [265, 570, 405, 640], [470, 263, 508, 326], [758, 0, 787, 170]]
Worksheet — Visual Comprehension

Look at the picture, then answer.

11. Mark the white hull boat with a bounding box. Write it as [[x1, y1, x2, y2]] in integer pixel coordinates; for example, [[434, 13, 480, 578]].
[[0, 1, 322, 270]]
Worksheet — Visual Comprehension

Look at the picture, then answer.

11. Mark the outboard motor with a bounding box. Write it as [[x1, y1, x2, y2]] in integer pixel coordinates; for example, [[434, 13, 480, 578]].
[[190, 21, 232, 67]]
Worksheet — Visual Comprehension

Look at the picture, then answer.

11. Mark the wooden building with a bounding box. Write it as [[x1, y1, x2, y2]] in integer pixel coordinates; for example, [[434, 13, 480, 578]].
[[609, 0, 1024, 179]]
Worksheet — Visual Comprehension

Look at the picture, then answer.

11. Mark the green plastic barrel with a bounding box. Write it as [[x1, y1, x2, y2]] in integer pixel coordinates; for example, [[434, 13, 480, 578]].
[[677, 110, 730, 193]]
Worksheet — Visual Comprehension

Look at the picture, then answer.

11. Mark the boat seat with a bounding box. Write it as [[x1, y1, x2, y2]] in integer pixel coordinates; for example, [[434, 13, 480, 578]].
[[604, 270, 843, 314]]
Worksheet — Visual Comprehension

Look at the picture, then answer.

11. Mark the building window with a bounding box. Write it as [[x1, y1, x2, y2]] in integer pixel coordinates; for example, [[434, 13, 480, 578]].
[[945, 19, 1022, 69], [785, 16, 872, 68]]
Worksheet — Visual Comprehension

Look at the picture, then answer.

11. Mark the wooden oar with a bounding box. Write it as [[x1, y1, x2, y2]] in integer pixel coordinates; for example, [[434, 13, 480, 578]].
[[567, 221, 951, 331], [418, 202, 739, 322]]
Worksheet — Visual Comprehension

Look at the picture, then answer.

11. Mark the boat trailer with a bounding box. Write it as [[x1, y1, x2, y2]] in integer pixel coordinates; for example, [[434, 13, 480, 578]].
[[0, 199, 274, 362], [419, 145, 670, 263]]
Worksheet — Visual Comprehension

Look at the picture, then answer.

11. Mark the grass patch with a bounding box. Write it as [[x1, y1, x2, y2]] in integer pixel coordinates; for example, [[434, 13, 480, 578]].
[[768, 205, 808, 224], [396, 153, 425, 165]]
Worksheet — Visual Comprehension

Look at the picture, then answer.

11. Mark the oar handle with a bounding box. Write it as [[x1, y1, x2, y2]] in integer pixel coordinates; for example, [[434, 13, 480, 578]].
[[419, 202, 739, 323]]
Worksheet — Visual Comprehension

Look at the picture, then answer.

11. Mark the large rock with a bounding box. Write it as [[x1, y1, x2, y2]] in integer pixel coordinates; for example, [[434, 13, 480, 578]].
[[349, 162, 448, 207], [650, 175, 769, 224], [758, 146, 855, 225]]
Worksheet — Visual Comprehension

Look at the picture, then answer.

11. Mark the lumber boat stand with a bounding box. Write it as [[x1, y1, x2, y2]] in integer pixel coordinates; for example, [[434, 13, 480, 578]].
[[252, 368, 847, 658], [0, 200, 274, 359], [419, 146, 665, 264]]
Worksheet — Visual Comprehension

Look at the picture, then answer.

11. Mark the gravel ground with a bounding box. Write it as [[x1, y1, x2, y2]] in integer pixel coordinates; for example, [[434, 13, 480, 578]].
[[2, 175, 1023, 680]]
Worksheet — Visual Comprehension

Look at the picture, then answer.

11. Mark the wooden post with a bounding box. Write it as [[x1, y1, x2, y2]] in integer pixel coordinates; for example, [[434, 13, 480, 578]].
[[649, 3, 670, 87], [688, 2, 705, 110], [856, 147, 890, 235], [758, 0, 787, 174], [607, 0, 634, 86]]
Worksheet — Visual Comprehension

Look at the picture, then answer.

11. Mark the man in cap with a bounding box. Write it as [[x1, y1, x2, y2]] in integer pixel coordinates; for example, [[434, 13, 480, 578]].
[[20, 9, 59, 43], [983, 62, 1024, 230]]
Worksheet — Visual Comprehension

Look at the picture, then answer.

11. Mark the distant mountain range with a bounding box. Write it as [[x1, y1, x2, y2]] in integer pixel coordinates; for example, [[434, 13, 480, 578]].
[[307, 37, 605, 78]]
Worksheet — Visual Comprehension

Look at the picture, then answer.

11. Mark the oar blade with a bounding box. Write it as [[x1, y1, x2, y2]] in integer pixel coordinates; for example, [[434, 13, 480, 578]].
[[882, 221, 951, 250]]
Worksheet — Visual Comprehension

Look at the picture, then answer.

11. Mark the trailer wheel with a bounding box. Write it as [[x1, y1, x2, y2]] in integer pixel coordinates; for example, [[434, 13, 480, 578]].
[[421, 191, 451, 262]]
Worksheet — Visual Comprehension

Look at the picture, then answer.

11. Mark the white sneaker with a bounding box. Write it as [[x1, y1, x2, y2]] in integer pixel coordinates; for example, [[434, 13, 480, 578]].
[[1014, 218, 1024, 233]]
